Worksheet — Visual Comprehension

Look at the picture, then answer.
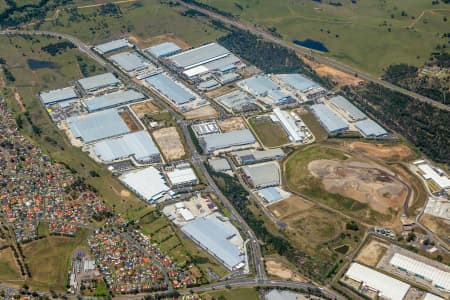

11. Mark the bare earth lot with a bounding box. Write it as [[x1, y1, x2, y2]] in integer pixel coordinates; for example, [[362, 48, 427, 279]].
[[217, 116, 247, 132], [119, 110, 140, 132], [348, 142, 415, 162], [265, 259, 306, 282], [130, 100, 160, 119], [129, 33, 192, 50], [355, 239, 388, 267], [183, 105, 219, 120], [308, 159, 408, 214], [152, 127, 186, 161]]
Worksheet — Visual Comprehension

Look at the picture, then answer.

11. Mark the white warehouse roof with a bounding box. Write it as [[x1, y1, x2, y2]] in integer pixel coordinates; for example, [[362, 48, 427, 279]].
[[423, 294, 445, 300], [329, 95, 366, 121], [40, 86, 78, 105], [92, 131, 160, 163], [345, 263, 410, 300], [109, 51, 149, 72], [273, 108, 305, 142], [77, 73, 121, 92], [146, 42, 181, 58], [390, 253, 450, 291], [166, 167, 198, 186], [94, 39, 130, 54], [355, 118, 388, 138], [84, 89, 145, 112], [310, 104, 349, 134], [120, 167, 169, 202], [417, 163, 450, 189]]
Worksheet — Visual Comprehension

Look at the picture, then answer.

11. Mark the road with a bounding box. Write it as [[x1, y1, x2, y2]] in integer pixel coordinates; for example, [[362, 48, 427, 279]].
[[176, 0, 450, 112]]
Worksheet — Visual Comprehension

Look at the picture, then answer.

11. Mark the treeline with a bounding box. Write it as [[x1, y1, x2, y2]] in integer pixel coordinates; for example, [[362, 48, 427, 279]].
[[342, 82, 450, 165], [41, 41, 75, 56], [208, 166, 337, 283], [218, 29, 335, 89], [382, 63, 449, 104], [181, 0, 235, 19]]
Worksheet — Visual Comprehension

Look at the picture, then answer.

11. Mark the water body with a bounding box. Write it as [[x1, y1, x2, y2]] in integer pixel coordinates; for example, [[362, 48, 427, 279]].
[[27, 59, 56, 70], [293, 39, 329, 52]]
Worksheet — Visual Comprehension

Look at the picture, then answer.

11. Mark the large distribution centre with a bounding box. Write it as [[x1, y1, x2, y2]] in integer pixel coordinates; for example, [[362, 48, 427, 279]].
[[354, 119, 388, 138], [344, 263, 411, 300], [145, 73, 196, 105], [109, 51, 150, 72], [92, 131, 161, 163], [166, 167, 199, 187], [272, 108, 305, 143], [242, 162, 281, 189], [120, 167, 170, 202], [278, 73, 320, 93], [181, 215, 245, 270], [77, 73, 122, 94], [310, 104, 349, 134], [216, 90, 258, 112], [329, 95, 366, 122], [84, 89, 145, 112], [39, 87, 78, 105], [94, 39, 130, 54], [232, 148, 285, 165], [239, 75, 292, 105], [200, 129, 256, 153], [67, 109, 130, 143], [145, 42, 182, 58]]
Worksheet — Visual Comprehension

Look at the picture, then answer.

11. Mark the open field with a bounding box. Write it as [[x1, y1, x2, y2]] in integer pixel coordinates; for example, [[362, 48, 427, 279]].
[[295, 109, 328, 142], [217, 116, 247, 132], [199, 287, 259, 300], [265, 258, 306, 282], [38, 0, 225, 46], [347, 141, 416, 162], [152, 126, 186, 161], [283, 145, 408, 225], [23, 229, 90, 292], [198, 0, 450, 75], [248, 117, 288, 147], [420, 214, 450, 243], [128, 33, 192, 50], [355, 239, 388, 267], [0, 247, 22, 282], [308, 159, 408, 214], [0, 35, 150, 220], [183, 104, 219, 120], [130, 100, 160, 119]]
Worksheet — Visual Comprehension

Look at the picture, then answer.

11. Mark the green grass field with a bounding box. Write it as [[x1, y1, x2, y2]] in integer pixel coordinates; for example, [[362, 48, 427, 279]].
[[0, 247, 22, 281], [0, 35, 151, 220], [199, 0, 450, 75], [23, 228, 90, 292], [199, 287, 259, 300], [297, 110, 328, 142], [37, 0, 225, 46], [248, 117, 289, 147]]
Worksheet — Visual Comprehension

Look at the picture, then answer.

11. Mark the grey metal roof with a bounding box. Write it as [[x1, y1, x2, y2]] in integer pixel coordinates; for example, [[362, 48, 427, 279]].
[[259, 187, 282, 203], [181, 216, 244, 269], [208, 158, 231, 171], [240, 75, 279, 96], [77, 73, 121, 92], [310, 104, 349, 134], [242, 162, 280, 188], [168, 43, 230, 69], [355, 119, 388, 137], [39, 86, 78, 104], [232, 148, 285, 164], [201, 129, 256, 152], [265, 290, 299, 300], [94, 39, 130, 54], [145, 73, 195, 104], [201, 53, 240, 72], [267, 89, 290, 104], [278, 73, 320, 92], [329, 95, 366, 121], [67, 109, 130, 143], [146, 42, 181, 58], [93, 131, 160, 162], [198, 79, 220, 90], [216, 90, 257, 110], [84, 89, 145, 112], [109, 51, 148, 72], [217, 72, 241, 84]]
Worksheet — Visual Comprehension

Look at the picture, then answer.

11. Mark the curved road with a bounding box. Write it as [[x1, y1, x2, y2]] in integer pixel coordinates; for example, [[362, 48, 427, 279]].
[[177, 0, 450, 112]]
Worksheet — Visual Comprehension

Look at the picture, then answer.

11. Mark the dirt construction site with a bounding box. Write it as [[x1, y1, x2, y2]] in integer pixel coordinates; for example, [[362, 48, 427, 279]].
[[347, 141, 415, 162], [183, 104, 219, 120], [355, 239, 388, 267], [129, 100, 160, 119], [152, 127, 186, 161], [308, 159, 409, 214], [217, 116, 247, 132]]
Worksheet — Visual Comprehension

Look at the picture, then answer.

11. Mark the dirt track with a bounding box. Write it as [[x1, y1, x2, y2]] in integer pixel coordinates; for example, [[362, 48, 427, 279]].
[[308, 159, 408, 214], [348, 142, 414, 161]]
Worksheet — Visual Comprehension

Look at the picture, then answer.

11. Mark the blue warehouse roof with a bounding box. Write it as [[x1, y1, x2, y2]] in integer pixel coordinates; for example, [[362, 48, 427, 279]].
[[278, 74, 320, 92], [67, 109, 130, 143], [84, 89, 145, 112], [146, 42, 181, 58], [40, 86, 78, 105], [145, 73, 195, 105], [259, 187, 283, 203], [355, 119, 388, 137]]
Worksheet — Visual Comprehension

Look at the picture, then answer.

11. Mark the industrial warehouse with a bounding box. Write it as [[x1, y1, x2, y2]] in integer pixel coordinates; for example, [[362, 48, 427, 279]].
[[145, 73, 197, 106], [231, 148, 286, 165], [215, 90, 259, 113], [242, 162, 281, 189], [94, 38, 131, 54], [238, 75, 293, 106], [272, 108, 312, 143], [145, 42, 182, 58], [83, 89, 145, 112], [310, 103, 349, 134], [109, 51, 156, 74], [76, 72, 122, 94], [200, 129, 257, 153], [39, 86, 79, 105], [276, 73, 325, 101]]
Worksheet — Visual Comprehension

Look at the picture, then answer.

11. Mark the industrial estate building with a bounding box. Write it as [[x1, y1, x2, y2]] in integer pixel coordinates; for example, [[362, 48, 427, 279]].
[[109, 51, 152, 73], [343, 263, 411, 300], [231, 148, 285, 165], [145, 42, 182, 58], [94, 38, 131, 54], [67, 109, 130, 143], [272, 108, 306, 143], [208, 158, 231, 172], [77, 73, 122, 94], [414, 160, 450, 190], [390, 253, 450, 292], [310, 104, 349, 134], [120, 167, 170, 203], [92, 131, 161, 164], [258, 187, 285, 204], [329, 95, 366, 122], [181, 215, 245, 271], [354, 119, 388, 138], [238, 75, 292, 105], [215, 90, 258, 113], [39, 87, 78, 105], [192, 122, 220, 136], [145, 73, 196, 105], [242, 162, 281, 189], [200, 129, 256, 153], [166, 167, 199, 187], [84, 89, 145, 112], [278, 73, 320, 93]]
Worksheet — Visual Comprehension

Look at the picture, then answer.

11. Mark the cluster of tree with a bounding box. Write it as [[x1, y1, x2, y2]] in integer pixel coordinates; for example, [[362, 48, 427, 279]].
[[97, 3, 122, 17], [341, 82, 450, 165], [218, 29, 335, 89], [181, 0, 235, 19], [0, 57, 15, 82], [382, 63, 448, 104], [40, 41, 75, 56]]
